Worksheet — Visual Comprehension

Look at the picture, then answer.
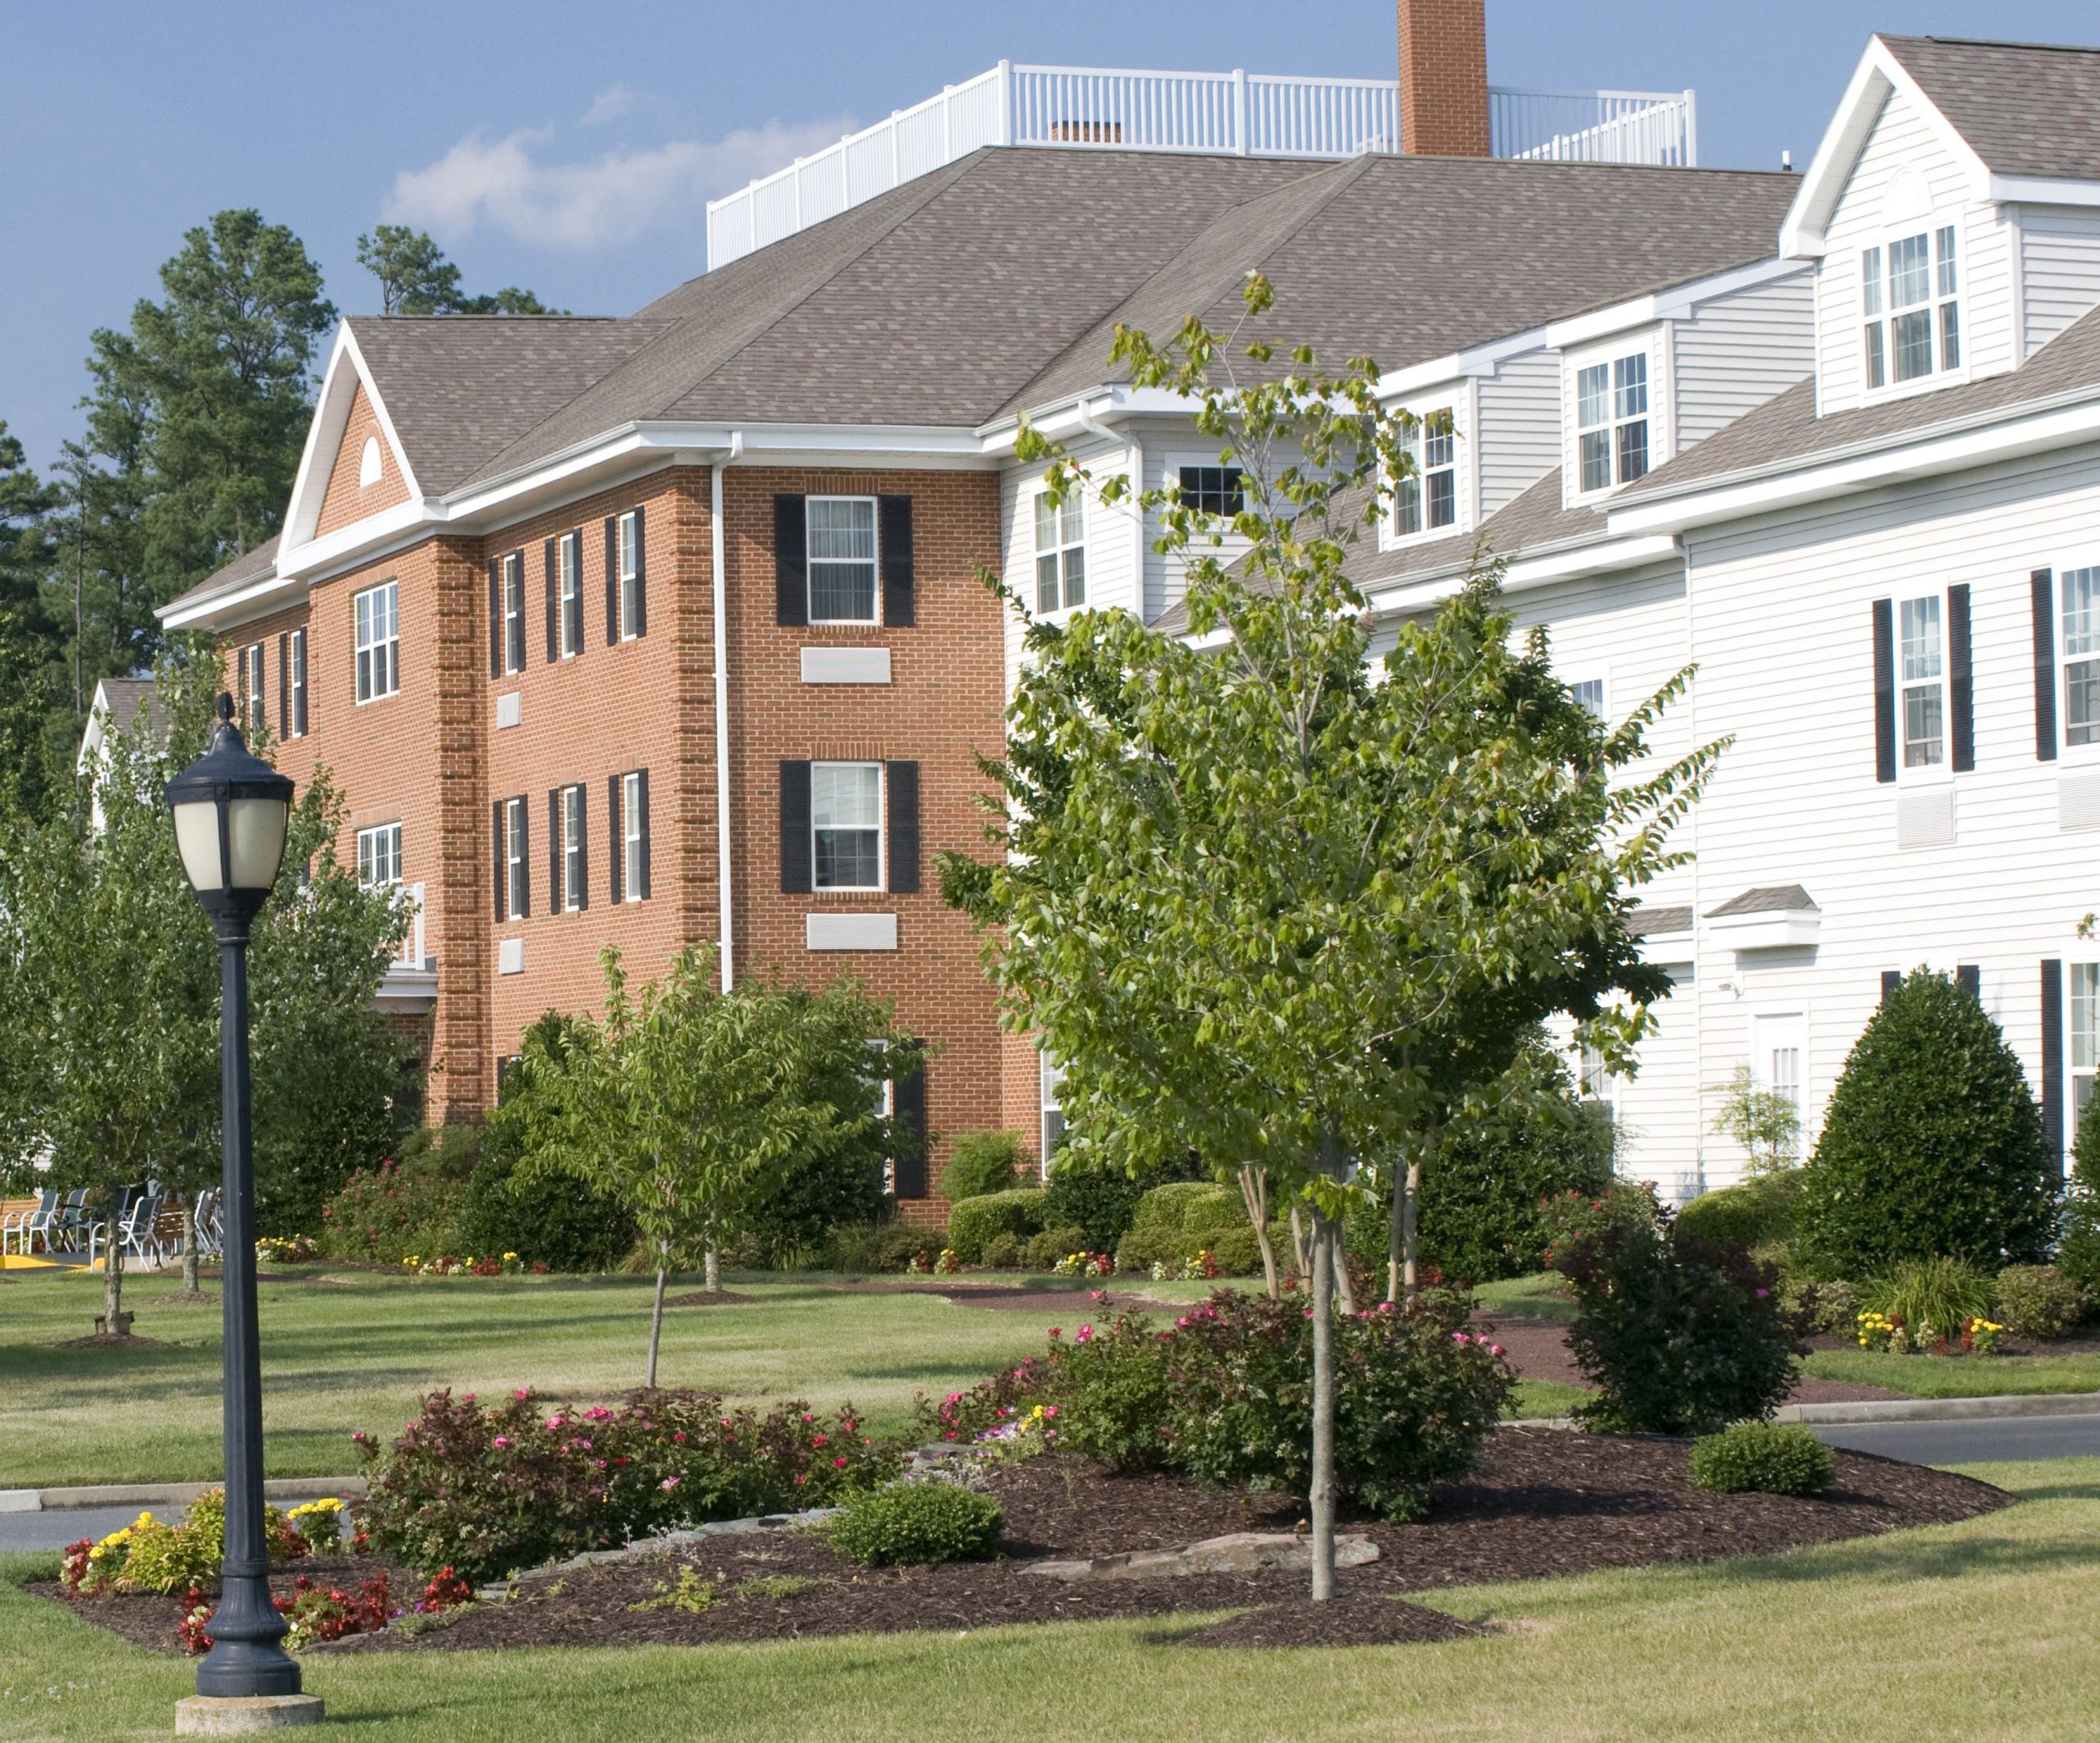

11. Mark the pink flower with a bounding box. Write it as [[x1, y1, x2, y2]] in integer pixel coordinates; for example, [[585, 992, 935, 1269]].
[[1490, 1344, 1504, 1357], [1075, 1325, 1094, 1344], [1048, 1327, 1061, 1339], [545, 1416, 565, 1430], [1176, 1316, 1190, 1328], [1755, 1288, 1771, 1299], [660, 1477, 681, 1491], [833, 1457, 848, 1467], [492, 1436, 512, 1449], [463, 1394, 476, 1404], [1089, 1290, 1106, 1303], [514, 1389, 530, 1400], [585, 1406, 611, 1421]]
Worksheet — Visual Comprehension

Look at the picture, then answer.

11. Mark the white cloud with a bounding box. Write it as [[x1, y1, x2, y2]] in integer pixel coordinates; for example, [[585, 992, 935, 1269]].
[[581, 84, 641, 126], [383, 116, 853, 252]]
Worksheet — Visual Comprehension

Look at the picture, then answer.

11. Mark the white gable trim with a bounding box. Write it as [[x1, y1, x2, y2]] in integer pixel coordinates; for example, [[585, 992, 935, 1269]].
[[1372, 327, 1550, 401], [1545, 257, 1805, 349], [279, 326, 423, 557], [1778, 38, 1992, 258]]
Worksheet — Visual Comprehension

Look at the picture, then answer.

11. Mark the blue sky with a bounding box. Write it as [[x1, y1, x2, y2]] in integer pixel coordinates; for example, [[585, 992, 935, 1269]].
[[6, 2, 2098, 476]]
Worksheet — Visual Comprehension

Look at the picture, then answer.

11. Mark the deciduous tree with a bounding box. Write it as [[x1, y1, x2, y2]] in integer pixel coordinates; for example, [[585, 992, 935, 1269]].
[[356, 226, 559, 316]]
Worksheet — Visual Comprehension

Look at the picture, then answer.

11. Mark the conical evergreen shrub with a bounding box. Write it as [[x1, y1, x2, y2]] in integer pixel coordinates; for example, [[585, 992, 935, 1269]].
[[1797, 970, 2057, 1276], [2057, 1107, 2100, 1294]]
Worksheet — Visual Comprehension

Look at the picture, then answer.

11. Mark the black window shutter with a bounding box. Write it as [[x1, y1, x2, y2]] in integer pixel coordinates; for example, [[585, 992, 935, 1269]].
[[2042, 959, 2066, 1165], [574, 783, 588, 911], [879, 495, 915, 627], [1956, 963, 1981, 1000], [1880, 970, 1901, 1002], [775, 495, 808, 626], [632, 506, 647, 637], [605, 518, 619, 646], [2034, 569, 2058, 761], [609, 775, 624, 905], [548, 788, 563, 913], [488, 558, 502, 678], [1949, 583, 1974, 772], [541, 538, 555, 662], [637, 768, 651, 899], [277, 636, 290, 739], [779, 760, 812, 893], [892, 1046, 928, 1198], [493, 801, 505, 921], [1871, 598, 1896, 784], [885, 760, 920, 892]]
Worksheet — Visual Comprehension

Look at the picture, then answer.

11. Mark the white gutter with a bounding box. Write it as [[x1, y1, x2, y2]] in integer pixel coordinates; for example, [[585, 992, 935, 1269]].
[[1357, 532, 1682, 619], [712, 435, 742, 990]]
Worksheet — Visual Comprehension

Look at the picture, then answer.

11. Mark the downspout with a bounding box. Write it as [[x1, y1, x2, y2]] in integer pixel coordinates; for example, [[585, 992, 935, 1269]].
[[712, 433, 742, 990]]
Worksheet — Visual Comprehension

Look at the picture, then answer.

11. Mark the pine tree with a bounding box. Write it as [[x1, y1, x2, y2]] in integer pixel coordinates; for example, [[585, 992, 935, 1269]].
[[356, 226, 559, 317], [1799, 970, 2057, 1275]]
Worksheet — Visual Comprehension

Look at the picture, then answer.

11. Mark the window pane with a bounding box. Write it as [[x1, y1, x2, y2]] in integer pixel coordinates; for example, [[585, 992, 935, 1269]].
[[1570, 678, 1605, 718], [1177, 466, 1244, 515], [1577, 363, 1609, 430], [1865, 322, 1886, 389], [1034, 492, 1059, 553], [2073, 964, 2098, 1071], [1936, 226, 1958, 297], [1579, 429, 1612, 494], [809, 561, 876, 621], [813, 764, 880, 828], [1901, 596, 1942, 680], [1061, 547, 1085, 608], [1890, 232, 1930, 308], [2069, 659, 2100, 747], [1939, 299, 1961, 370], [1421, 412, 1454, 471], [808, 499, 876, 621], [1616, 419, 1649, 485], [1892, 308, 1933, 381], [1860, 246, 1883, 317], [1058, 495, 1083, 547], [1394, 474, 1422, 536], [1904, 683, 1944, 767], [1614, 354, 1647, 419], [2068, 570, 2100, 746], [1035, 552, 1061, 614], [1427, 468, 1456, 528]]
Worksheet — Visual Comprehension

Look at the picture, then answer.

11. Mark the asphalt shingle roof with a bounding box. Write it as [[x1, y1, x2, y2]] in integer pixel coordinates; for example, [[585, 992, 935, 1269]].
[[1707, 883, 1819, 918], [1882, 35, 2100, 182]]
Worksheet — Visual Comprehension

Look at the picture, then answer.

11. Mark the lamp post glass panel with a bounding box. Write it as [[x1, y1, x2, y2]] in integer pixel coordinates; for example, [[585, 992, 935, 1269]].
[[165, 692, 301, 1700]]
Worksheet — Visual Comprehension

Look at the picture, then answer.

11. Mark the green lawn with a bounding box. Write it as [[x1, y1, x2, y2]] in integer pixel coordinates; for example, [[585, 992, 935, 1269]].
[[0, 1270, 1579, 1488], [3, 1458, 2095, 1741], [1802, 1347, 2100, 1398], [1470, 1271, 1577, 1322]]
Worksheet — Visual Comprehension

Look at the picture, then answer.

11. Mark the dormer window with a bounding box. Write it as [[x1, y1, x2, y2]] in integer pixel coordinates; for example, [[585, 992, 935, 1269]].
[[1577, 355, 1648, 494], [1395, 408, 1457, 537], [1862, 226, 1959, 389]]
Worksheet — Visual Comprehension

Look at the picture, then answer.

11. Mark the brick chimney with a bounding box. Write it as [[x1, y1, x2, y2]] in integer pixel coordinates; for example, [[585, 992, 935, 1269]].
[[1398, 0, 1491, 157]]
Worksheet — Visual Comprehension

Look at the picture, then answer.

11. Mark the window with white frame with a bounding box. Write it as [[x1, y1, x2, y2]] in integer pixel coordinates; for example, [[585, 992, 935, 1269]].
[[501, 551, 525, 673], [501, 796, 528, 920], [354, 580, 399, 702], [2065, 567, 2100, 749], [1897, 593, 1946, 771], [1568, 676, 1606, 719], [1177, 465, 1244, 517], [617, 512, 641, 640], [559, 784, 585, 913], [242, 643, 265, 736], [1394, 407, 1457, 536], [806, 497, 878, 623], [558, 530, 582, 657], [357, 823, 401, 888], [287, 629, 307, 737], [620, 770, 646, 901], [1577, 1042, 1610, 1103], [811, 762, 882, 890], [1033, 489, 1085, 614], [2073, 962, 2098, 1137], [1040, 1051, 1066, 1165], [1862, 225, 1959, 390], [1577, 354, 1649, 494]]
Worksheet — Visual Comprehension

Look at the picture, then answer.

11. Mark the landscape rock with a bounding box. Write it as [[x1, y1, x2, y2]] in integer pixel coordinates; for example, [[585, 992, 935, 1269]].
[[1022, 1530, 1379, 1581]]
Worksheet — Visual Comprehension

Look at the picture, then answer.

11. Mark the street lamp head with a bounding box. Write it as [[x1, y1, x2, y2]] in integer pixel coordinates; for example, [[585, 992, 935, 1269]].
[[166, 691, 295, 924]]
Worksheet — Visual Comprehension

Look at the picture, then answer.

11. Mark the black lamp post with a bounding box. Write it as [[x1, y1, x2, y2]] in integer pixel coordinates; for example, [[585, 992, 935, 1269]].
[[167, 693, 304, 1707]]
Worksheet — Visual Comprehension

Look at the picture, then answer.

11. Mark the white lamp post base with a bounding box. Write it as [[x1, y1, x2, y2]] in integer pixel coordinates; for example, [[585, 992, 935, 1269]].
[[175, 1694, 326, 1734]]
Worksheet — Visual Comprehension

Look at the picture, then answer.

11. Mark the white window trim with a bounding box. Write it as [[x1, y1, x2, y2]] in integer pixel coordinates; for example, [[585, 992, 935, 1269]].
[[353, 580, 399, 705], [1892, 585, 1953, 785], [1858, 216, 1969, 407], [2070, 960, 2099, 1146], [501, 552, 525, 674], [806, 495, 881, 627], [617, 512, 641, 641], [500, 797, 527, 922], [810, 760, 885, 893], [1039, 1050, 1066, 1173], [1386, 401, 1465, 548], [287, 629, 307, 739], [559, 784, 584, 914], [1564, 666, 1610, 723], [621, 770, 646, 903], [356, 822, 402, 889], [558, 530, 582, 659], [242, 643, 265, 737], [1028, 481, 1088, 621], [2053, 558, 2100, 765], [1565, 336, 1664, 505]]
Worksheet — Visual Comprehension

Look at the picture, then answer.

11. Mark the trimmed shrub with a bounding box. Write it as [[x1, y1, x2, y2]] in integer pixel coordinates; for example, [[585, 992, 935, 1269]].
[[939, 1130, 1028, 1203], [1688, 1423, 1836, 1496], [1780, 1275, 1860, 1336], [2058, 1121, 2100, 1295], [944, 1189, 1047, 1263], [738, 1140, 890, 1269], [1860, 1257, 1995, 1346], [1678, 1170, 1803, 1253], [1041, 1152, 1205, 1254], [824, 1221, 924, 1275], [355, 1389, 898, 1582], [317, 1157, 461, 1265], [1993, 1264, 2089, 1341], [1021, 1224, 1089, 1271], [1798, 971, 2057, 1276], [1552, 1206, 1802, 1435], [979, 1232, 1024, 1270], [453, 1121, 636, 1274], [1115, 1179, 1264, 1275], [826, 1481, 1003, 1567]]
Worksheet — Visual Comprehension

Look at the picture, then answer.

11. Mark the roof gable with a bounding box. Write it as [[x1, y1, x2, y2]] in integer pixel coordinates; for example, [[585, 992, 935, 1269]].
[[313, 379, 410, 538]]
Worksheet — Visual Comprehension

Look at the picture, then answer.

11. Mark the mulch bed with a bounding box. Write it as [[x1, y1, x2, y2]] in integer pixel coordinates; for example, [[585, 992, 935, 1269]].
[[32, 1431, 2006, 1657], [1165, 1595, 1481, 1649], [56, 1331, 174, 1348], [664, 1290, 755, 1307], [147, 1291, 220, 1307]]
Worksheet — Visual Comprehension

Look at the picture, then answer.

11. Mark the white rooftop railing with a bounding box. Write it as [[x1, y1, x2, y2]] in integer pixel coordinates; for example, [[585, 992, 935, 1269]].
[[705, 62, 1697, 269]]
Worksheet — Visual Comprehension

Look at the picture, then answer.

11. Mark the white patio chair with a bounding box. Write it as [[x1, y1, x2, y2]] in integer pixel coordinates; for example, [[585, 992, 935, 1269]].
[[2, 1191, 58, 1255]]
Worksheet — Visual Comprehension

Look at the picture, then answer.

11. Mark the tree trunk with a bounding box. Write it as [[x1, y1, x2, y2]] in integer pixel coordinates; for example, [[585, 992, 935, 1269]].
[[1290, 1204, 1311, 1283], [1237, 1164, 1278, 1299], [1333, 1238, 1358, 1317], [181, 1197, 201, 1296], [101, 1208, 126, 1335], [1388, 1129, 1432, 1307], [646, 1247, 669, 1391], [1308, 1199, 1338, 1602], [704, 1243, 721, 1294]]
